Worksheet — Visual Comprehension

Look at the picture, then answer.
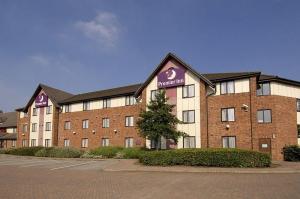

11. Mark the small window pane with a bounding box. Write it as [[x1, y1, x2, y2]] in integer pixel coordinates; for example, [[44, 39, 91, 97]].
[[227, 108, 235, 121], [257, 110, 264, 123], [222, 136, 236, 148], [221, 109, 227, 121], [227, 81, 234, 93], [221, 82, 227, 94], [297, 99, 300, 112], [188, 111, 195, 123], [262, 83, 270, 95], [264, 110, 271, 123]]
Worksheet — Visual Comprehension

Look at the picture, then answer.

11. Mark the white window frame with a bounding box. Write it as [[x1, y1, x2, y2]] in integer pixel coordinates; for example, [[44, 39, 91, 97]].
[[45, 122, 52, 131], [64, 121, 71, 130], [257, 109, 272, 123], [257, 82, 271, 96], [12, 140, 16, 147], [32, 123, 37, 132], [125, 116, 134, 127], [297, 99, 300, 112], [125, 137, 134, 148], [32, 108, 38, 116], [102, 138, 109, 147], [64, 139, 70, 147], [182, 84, 195, 98], [221, 108, 235, 122], [183, 136, 196, 148], [103, 99, 111, 108], [65, 104, 71, 113], [222, 136, 236, 148], [46, 105, 52, 114], [125, 96, 135, 106], [22, 139, 27, 147], [102, 118, 110, 128], [31, 139, 36, 147], [83, 101, 90, 111], [182, 110, 195, 123], [44, 139, 51, 147], [82, 119, 89, 129], [220, 81, 235, 94]]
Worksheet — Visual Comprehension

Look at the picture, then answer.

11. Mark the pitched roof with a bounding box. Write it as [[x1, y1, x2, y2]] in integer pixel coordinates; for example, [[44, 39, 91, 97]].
[[135, 53, 213, 97], [0, 132, 17, 140], [202, 72, 261, 82], [258, 74, 300, 86], [0, 112, 17, 128], [59, 83, 142, 104], [21, 84, 73, 111]]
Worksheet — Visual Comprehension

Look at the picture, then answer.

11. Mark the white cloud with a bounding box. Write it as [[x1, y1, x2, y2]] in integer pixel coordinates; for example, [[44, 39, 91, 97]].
[[75, 12, 120, 47]]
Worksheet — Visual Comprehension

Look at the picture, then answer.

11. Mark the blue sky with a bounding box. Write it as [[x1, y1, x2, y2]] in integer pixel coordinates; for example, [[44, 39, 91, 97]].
[[0, 0, 300, 111]]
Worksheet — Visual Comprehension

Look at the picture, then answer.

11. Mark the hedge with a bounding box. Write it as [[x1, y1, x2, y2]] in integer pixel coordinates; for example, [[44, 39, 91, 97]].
[[35, 147, 83, 158], [84, 147, 147, 159], [5, 147, 44, 156], [87, 146, 124, 158], [283, 145, 300, 162], [139, 148, 271, 168]]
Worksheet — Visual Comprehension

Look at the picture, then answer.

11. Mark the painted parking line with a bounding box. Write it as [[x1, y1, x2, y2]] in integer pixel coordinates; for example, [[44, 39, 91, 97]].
[[50, 161, 95, 170]]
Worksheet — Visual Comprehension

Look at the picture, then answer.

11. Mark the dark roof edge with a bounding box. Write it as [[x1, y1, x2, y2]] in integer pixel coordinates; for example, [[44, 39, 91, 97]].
[[135, 53, 214, 97], [259, 76, 300, 87], [208, 72, 261, 82]]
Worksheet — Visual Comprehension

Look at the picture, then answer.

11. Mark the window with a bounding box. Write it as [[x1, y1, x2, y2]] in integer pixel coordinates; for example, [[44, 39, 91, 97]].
[[102, 138, 109, 147], [46, 105, 52, 114], [220, 81, 235, 94], [31, 139, 36, 147], [44, 139, 51, 147], [257, 83, 270, 96], [83, 101, 90, 111], [182, 110, 195, 123], [151, 90, 159, 101], [221, 108, 235, 122], [65, 104, 71, 113], [183, 84, 195, 98], [222, 136, 236, 148], [125, 96, 136, 106], [125, 116, 134, 127], [22, 139, 27, 147], [82, 120, 89, 129], [297, 125, 300, 138], [297, 99, 300, 112], [45, 122, 52, 131], [103, 99, 111, 108], [150, 139, 160, 149], [183, 136, 196, 148], [12, 128, 16, 133], [64, 139, 70, 147], [32, 123, 37, 132], [32, 108, 38, 116], [64, 121, 71, 130], [12, 140, 16, 148], [125, 137, 134, 148], [257, 109, 272, 123], [102, 118, 110, 128], [22, 124, 28, 132]]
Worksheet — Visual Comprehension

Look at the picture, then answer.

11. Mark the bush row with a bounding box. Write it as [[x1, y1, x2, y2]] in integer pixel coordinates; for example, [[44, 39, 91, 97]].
[[139, 148, 271, 168], [283, 145, 300, 162], [84, 147, 146, 159]]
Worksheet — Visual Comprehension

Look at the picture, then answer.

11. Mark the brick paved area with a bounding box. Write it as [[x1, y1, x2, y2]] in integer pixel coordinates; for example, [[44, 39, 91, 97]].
[[0, 155, 299, 199]]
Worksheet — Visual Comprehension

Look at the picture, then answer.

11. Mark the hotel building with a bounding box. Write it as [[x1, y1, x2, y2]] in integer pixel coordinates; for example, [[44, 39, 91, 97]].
[[14, 53, 300, 160]]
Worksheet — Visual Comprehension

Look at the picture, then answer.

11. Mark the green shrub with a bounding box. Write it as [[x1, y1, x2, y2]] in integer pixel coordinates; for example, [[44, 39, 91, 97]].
[[6, 147, 44, 156], [88, 146, 124, 158], [139, 148, 271, 168], [120, 148, 146, 159], [35, 147, 83, 158], [0, 149, 7, 154], [283, 145, 300, 162]]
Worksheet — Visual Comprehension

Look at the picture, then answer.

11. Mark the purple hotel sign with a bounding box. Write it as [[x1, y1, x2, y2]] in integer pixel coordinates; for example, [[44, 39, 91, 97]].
[[157, 66, 185, 88], [35, 93, 48, 108]]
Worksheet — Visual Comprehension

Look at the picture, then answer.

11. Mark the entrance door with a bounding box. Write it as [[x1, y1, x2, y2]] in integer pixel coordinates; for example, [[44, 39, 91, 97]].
[[258, 138, 271, 154]]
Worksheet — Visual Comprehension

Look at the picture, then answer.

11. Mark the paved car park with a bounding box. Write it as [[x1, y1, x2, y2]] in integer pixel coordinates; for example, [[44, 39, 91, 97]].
[[0, 155, 299, 199]]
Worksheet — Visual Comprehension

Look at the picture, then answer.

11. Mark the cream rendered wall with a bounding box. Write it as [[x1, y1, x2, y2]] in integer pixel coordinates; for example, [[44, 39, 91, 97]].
[[43, 98, 54, 146], [29, 101, 39, 146], [214, 78, 250, 95], [177, 71, 201, 148], [145, 71, 201, 148], [6, 128, 16, 133], [297, 113, 300, 125], [271, 82, 300, 98]]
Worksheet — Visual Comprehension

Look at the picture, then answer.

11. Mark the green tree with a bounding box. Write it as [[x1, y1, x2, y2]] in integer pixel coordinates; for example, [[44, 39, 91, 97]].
[[137, 90, 185, 150]]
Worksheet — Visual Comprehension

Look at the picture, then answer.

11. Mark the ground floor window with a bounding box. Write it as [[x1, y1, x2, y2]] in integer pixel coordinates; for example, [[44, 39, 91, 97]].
[[64, 139, 70, 147], [102, 138, 109, 147], [44, 139, 51, 147], [22, 139, 27, 147], [183, 136, 196, 148], [81, 138, 88, 148], [125, 137, 134, 148], [150, 139, 161, 149], [222, 136, 236, 148], [31, 139, 36, 147], [12, 140, 16, 147]]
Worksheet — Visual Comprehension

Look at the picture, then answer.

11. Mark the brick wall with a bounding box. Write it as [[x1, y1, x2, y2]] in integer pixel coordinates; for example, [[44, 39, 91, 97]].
[[17, 111, 30, 147]]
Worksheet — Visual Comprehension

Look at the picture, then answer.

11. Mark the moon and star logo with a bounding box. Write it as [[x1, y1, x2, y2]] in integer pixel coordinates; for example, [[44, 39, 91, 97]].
[[35, 93, 48, 107], [166, 67, 177, 80], [38, 95, 44, 102]]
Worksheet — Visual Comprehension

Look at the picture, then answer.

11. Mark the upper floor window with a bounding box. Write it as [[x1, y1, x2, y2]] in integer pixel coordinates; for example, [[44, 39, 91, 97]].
[[82, 119, 89, 129], [125, 96, 136, 106], [32, 108, 38, 116], [32, 123, 37, 132], [182, 110, 195, 123], [64, 121, 71, 130], [221, 108, 235, 122], [46, 105, 52, 114], [222, 136, 236, 148], [45, 122, 52, 131], [257, 109, 272, 123], [257, 83, 270, 96], [151, 90, 159, 101], [103, 99, 111, 108], [83, 101, 90, 111], [22, 124, 28, 133], [220, 81, 235, 94], [125, 116, 134, 127], [297, 99, 300, 112], [183, 84, 195, 98], [65, 104, 71, 113], [102, 118, 110, 128]]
